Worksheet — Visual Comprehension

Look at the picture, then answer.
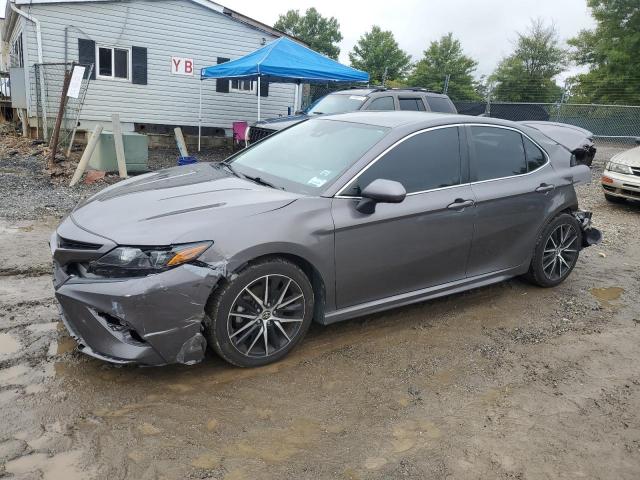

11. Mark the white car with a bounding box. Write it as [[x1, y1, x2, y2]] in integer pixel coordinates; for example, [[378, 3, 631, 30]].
[[602, 145, 640, 203]]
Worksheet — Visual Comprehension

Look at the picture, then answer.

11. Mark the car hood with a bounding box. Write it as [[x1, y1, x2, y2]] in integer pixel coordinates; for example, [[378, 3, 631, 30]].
[[610, 145, 640, 168], [254, 114, 309, 131], [70, 163, 300, 245]]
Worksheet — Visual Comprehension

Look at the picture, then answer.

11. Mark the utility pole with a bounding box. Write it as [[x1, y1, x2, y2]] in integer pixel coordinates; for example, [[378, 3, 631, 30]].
[[382, 67, 388, 87], [443, 74, 451, 94]]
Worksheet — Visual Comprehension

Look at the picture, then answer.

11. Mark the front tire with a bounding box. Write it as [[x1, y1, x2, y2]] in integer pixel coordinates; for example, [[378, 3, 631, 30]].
[[526, 213, 582, 288], [206, 258, 314, 367]]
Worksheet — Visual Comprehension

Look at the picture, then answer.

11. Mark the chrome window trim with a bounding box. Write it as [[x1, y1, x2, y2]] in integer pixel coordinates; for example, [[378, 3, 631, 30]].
[[334, 123, 550, 199]]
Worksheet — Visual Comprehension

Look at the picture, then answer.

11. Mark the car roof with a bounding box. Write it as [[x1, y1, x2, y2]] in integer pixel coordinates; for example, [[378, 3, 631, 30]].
[[330, 88, 451, 98], [317, 111, 520, 129]]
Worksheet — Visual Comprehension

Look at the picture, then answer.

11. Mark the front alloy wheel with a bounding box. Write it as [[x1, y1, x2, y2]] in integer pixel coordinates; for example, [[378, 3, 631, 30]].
[[207, 259, 314, 367], [227, 274, 305, 358]]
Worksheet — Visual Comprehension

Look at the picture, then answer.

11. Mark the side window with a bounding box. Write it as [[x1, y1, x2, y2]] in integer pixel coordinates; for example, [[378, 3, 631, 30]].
[[399, 97, 426, 111], [426, 96, 456, 113], [469, 126, 527, 181], [344, 127, 461, 196], [523, 137, 546, 172], [366, 96, 395, 111]]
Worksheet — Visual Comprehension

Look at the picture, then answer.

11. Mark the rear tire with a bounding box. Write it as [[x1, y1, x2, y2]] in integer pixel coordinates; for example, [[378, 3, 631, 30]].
[[526, 213, 582, 288], [604, 193, 625, 203], [206, 258, 314, 367]]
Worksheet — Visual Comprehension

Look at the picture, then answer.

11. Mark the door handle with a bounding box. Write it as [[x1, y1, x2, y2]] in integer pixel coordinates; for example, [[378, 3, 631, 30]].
[[535, 183, 555, 193], [447, 198, 475, 210]]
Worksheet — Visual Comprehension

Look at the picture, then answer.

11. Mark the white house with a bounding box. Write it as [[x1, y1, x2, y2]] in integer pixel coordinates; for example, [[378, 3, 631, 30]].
[[1, 0, 302, 139]]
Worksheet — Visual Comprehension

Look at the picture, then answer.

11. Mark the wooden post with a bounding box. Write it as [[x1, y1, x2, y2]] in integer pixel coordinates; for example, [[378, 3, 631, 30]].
[[49, 67, 73, 168], [111, 113, 128, 178], [174, 127, 189, 158], [69, 124, 103, 186]]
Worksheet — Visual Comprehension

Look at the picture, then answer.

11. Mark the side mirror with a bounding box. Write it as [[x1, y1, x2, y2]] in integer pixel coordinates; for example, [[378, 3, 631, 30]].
[[356, 179, 406, 214]]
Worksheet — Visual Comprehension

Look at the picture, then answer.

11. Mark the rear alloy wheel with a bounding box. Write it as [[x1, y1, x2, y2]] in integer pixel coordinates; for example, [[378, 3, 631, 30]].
[[526, 213, 582, 288], [207, 259, 314, 367]]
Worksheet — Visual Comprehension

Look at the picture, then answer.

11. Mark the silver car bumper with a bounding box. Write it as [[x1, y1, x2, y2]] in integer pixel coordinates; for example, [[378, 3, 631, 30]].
[[601, 170, 640, 201]]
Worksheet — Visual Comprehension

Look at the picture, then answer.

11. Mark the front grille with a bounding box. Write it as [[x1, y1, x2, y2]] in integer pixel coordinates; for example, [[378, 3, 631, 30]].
[[622, 189, 640, 198], [58, 236, 102, 250], [248, 126, 275, 144], [631, 167, 640, 177], [602, 185, 615, 192]]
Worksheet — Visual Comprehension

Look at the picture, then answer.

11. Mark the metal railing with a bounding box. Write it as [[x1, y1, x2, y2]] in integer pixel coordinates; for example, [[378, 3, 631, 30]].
[[32, 62, 93, 151]]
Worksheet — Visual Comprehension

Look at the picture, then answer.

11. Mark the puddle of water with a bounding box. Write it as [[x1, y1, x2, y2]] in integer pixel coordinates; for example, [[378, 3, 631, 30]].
[[0, 362, 55, 386], [591, 287, 624, 302], [56, 336, 77, 355], [0, 332, 20, 356], [5, 450, 90, 480]]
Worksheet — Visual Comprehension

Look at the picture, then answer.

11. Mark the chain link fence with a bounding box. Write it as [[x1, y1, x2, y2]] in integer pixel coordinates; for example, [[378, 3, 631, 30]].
[[454, 101, 640, 142], [32, 62, 93, 152]]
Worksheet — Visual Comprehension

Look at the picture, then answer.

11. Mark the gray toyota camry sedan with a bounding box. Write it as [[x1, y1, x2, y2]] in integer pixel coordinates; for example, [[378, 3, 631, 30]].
[[51, 112, 601, 367]]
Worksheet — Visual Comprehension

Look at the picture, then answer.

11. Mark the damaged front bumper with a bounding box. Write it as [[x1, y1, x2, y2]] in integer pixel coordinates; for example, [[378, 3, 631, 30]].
[[51, 231, 222, 366], [573, 210, 603, 248]]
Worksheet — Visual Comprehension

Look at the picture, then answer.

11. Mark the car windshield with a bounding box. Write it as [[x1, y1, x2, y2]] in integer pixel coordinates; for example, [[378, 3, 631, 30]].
[[306, 94, 368, 115], [228, 119, 389, 195]]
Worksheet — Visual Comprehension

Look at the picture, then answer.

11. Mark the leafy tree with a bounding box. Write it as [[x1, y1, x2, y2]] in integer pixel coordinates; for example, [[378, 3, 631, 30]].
[[274, 8, 343, 59], [349, 26, 411, 84], [490, 19, 567, 102], [568, 0, 640, 104], [408, 33, 480, 100]]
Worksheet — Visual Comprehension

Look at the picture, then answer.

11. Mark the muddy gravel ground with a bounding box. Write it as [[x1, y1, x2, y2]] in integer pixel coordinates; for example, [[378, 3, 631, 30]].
[[1, 142, 639, 480]]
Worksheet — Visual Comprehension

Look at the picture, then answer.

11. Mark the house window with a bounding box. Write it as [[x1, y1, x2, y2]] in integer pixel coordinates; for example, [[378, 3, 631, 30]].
[[10, 33, 24, 67], [96, 46, 130, 80], [230, 79, 255, 93]]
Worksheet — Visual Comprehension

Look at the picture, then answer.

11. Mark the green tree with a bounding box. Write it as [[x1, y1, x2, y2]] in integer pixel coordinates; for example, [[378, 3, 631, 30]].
[[568, 0, 640, 104], [490, 19, 567, 102], [408, 33, 479, 100], [349, 26, 411, 84], [274, 8, 343, 59]]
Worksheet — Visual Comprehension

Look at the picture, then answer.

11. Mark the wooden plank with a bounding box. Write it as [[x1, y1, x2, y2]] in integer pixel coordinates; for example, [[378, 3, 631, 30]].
[[111, 113, 128, 178], [174, 127, 189, 157], [69, 124, 103, 186]]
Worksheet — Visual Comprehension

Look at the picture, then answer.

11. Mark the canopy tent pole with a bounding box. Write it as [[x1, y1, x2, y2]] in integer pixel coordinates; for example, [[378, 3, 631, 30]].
[[198, 78, 202, 152], [257, 76, 261, 121], [294, 82, 299, 113]]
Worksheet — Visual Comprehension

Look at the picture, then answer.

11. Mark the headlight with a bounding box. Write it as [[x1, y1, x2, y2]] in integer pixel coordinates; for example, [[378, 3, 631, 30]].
[[605, 161, 632, 175], [88, 241, 212, 278]]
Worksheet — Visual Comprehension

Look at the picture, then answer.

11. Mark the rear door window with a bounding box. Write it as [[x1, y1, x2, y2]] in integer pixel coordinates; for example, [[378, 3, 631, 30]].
[[469, 126, 527, 181], [426, 96, 456, 113], [398, 97, 426, 111], [366, 96, 395, 111], [343, 127, 461, 195], [523, 137, 546, 172]]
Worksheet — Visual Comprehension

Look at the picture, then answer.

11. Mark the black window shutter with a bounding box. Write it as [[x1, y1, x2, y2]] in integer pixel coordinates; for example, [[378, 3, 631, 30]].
[[216, 57, 230, 93], [132, 46, 147, 85], [258, 78, 269, 97], [78, 38, 96, 79]]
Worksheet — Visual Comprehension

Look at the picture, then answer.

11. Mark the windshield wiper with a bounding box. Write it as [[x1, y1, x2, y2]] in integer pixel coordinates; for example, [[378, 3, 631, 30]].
[[241, 174, 281, 189], [217, 161, 239, 177]]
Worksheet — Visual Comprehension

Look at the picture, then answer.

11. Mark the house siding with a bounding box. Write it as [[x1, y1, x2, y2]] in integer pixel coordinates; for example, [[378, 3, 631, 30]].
[[21, 0, 295, 131]]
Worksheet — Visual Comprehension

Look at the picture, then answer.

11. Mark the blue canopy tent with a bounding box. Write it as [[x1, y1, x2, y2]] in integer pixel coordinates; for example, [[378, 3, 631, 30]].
[[198, 37, 369, 149]]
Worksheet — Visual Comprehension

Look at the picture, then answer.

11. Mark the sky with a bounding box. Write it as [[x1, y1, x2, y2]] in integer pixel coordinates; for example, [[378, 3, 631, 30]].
[[1, 0, 596, 78], [225, 0, 595, 79]]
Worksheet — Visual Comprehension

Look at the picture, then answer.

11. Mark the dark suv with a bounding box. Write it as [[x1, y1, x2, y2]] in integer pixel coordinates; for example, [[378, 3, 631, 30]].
[[247, 87, 457, 144]]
